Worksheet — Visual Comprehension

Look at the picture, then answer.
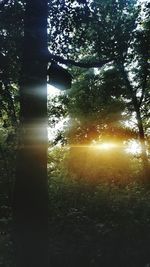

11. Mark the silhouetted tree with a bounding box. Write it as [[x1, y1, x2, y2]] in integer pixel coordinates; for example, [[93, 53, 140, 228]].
[[13, 1, 49, 266]]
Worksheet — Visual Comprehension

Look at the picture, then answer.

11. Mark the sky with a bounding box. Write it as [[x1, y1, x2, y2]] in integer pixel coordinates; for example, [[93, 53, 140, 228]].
[[47, 84, 65, 141]]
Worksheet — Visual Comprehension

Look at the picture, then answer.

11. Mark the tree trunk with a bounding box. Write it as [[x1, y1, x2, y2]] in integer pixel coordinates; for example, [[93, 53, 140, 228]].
[[13, 1, 49, 266], [118, 64, 149, 178]]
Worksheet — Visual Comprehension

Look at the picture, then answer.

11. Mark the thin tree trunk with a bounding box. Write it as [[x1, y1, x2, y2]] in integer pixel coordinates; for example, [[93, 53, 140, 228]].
[[13, 1, 49, 266], [118, 64, 149, 177], [135, 105, 149, 173]]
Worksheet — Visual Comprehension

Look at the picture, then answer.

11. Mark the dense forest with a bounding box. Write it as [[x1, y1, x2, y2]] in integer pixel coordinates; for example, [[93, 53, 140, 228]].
[[0, 0, 150, 266]]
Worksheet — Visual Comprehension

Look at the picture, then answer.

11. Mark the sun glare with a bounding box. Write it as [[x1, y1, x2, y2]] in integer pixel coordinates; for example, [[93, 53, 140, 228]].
[[96, 143, 117, 150], [47, 84, 61, 96], [125, 140, 141, 155], [91, 140, 142, 155], [92, 142, 117, 150]]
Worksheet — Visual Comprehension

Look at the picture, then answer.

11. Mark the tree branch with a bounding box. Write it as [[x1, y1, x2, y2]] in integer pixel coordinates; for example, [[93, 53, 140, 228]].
[[47, 52, 113, 68]]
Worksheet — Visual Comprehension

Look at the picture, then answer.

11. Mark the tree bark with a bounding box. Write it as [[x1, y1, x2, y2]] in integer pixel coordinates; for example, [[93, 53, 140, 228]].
[[13, 1, 49, 266]]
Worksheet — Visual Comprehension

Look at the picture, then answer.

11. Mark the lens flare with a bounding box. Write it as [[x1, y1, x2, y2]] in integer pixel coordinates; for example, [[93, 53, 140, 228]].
[[94, 143, 117, 150]]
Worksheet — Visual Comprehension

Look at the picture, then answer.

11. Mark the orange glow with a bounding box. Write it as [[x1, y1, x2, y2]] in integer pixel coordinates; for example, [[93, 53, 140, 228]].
[[69, 142, 119, 151], [67, 140, 133, 184], [67, 140, 142, 155], [92, 142, 117, 150]]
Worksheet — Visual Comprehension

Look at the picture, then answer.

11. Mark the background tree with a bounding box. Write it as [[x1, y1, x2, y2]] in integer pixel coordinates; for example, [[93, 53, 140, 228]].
[[48, 0, 149, 175], [0, 0, 23, 127]]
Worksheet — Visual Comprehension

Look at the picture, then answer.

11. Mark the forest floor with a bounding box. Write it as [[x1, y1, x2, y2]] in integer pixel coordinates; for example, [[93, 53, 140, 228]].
[[48, 180, 150, 267], [1, 181, 150, 267]]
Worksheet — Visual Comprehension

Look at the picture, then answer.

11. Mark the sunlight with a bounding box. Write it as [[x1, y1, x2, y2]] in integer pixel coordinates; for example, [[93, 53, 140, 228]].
[[91, 140, 142, 155], [125, 140, 141, 155], [92, 142, 117, 151], [47, 84, 61, 96], [47, 84, 62, 141]]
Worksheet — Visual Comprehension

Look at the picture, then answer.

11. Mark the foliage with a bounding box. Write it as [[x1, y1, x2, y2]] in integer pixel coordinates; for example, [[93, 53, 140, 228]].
[[0, 0, 150, 265], [48, 148, 150, 266], [0, 1, 23, 127], [48, 0, 150, 157], [48, 66, 139, 146]]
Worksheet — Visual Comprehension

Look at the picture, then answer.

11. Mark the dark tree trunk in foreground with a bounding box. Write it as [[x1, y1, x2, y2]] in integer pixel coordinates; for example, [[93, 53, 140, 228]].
[[13, 1, 49, 266]]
